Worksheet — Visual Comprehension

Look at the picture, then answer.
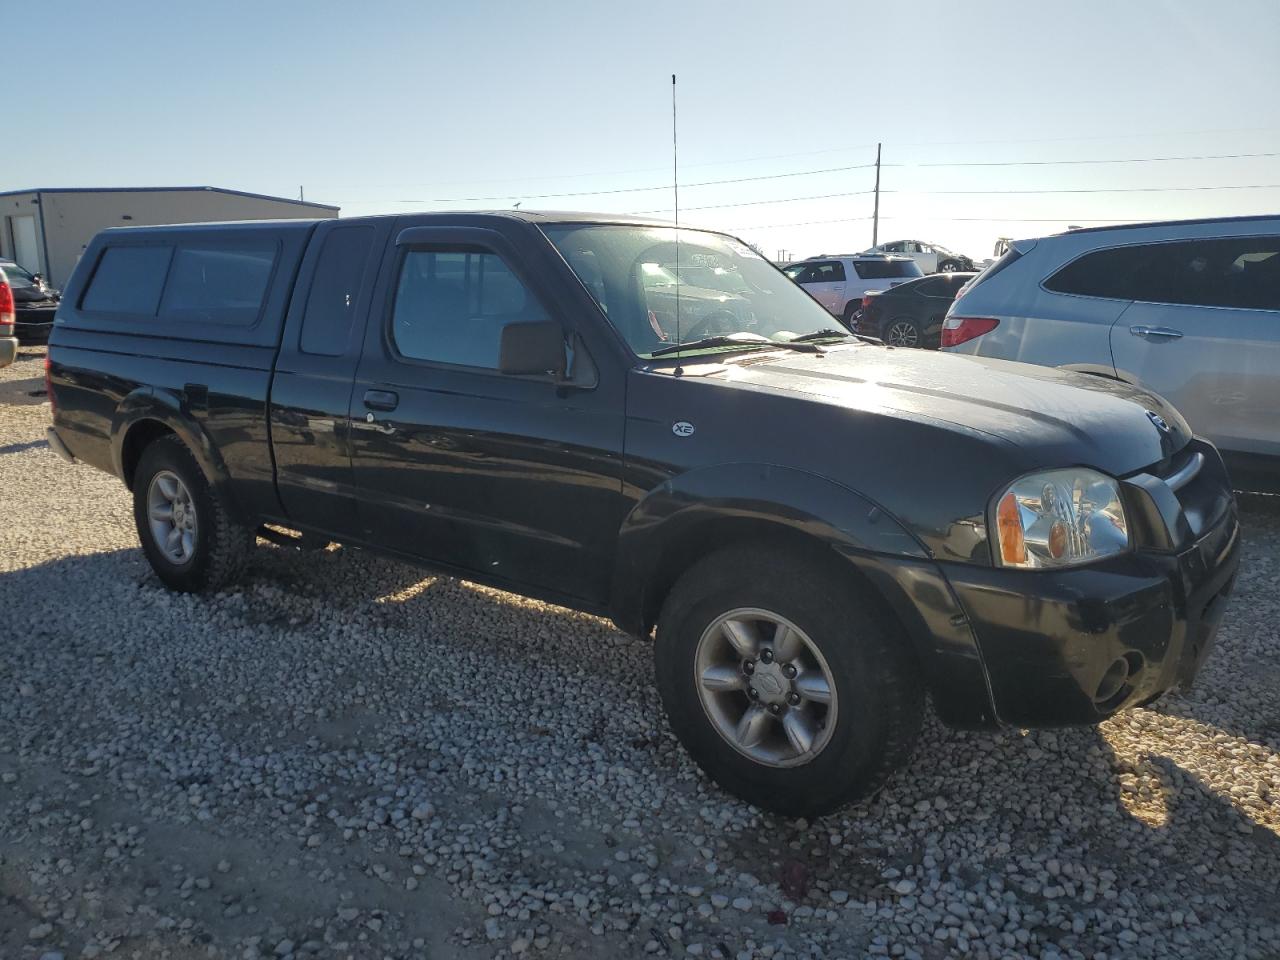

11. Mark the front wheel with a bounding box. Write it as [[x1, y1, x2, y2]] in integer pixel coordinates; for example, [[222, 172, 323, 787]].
[[654, 544, 923, 816], [938, 259, 962, 273], [132, 436, 253, 593]]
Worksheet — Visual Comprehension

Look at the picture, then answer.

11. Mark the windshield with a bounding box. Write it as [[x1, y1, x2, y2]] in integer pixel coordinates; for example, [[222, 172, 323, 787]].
[[544, 225, 848, 358], [0, 261, 36, 289]]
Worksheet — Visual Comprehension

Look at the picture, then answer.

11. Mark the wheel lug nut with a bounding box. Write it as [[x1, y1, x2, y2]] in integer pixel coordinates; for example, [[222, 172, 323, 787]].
[[760, 649, 774, 664], [747, 686, 759, 700], [742, 661, 755, 675], [787, 692, 801, 706], [768, 703, 782, 715], [782, 664, 797, 679]]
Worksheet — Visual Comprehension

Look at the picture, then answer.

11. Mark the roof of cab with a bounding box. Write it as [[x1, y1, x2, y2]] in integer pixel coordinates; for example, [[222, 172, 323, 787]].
[[98, 219, 324, 236], [95, 210, 684, 235]]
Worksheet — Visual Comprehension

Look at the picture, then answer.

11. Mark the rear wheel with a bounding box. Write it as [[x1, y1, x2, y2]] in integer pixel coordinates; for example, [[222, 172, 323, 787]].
[[654, 544, 923, 816], [884, 318, 921, 348], [132, 436, 253, 593], [938, 259, 962, 273]]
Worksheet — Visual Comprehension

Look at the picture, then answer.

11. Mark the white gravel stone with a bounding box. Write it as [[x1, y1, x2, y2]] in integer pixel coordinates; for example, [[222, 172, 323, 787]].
[[0, 349, 1278, 959]]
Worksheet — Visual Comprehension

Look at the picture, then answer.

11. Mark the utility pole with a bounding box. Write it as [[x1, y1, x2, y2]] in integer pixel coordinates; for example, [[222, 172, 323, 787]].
[[299, 186, 305, 202], [871, 142, 881, 247]]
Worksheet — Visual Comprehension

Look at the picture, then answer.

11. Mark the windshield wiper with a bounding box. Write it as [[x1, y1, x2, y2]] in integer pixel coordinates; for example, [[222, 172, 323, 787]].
[[788, 328, 852, 343], [649, 335, 822, 357], [790, 327, 884, 346]]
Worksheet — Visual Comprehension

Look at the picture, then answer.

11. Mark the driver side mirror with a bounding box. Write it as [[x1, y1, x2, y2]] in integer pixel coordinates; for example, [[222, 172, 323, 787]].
[[498, 321, 567, 379]]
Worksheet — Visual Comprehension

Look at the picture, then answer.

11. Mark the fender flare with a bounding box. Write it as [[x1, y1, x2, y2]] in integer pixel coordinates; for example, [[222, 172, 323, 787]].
[[111, 387, 237, 507], [609, 462, 927, 635]]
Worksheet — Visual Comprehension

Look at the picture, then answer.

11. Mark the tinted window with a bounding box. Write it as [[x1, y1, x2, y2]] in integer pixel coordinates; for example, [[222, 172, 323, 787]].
[[784, 261, 844, 283], [160, 242, 277, 324], [854, 259, 923, 280], [812, 261, 845, 282], [392, 249, 550, 369], [81, 245, 172, 315], [299, 226, 374, 356], [916, 276, 961, 297], [1046, 236, 1280, 310]]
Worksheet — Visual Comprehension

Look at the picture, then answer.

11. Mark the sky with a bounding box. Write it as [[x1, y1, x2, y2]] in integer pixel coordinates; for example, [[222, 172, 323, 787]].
[[8, 0, 1280, 261]]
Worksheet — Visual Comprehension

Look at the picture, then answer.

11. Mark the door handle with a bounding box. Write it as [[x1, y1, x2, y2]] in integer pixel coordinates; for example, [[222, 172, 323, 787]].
[[363, 389, 399, 411], [1129, 325, 1183, 340]]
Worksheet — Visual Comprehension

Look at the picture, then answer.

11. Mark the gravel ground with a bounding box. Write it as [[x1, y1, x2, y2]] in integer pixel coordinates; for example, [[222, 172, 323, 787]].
[[2, 345, 1278, 960]]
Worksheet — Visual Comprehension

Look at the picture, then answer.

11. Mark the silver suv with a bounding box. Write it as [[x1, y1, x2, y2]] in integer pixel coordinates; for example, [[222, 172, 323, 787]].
[[942, 216, 1280, 491]]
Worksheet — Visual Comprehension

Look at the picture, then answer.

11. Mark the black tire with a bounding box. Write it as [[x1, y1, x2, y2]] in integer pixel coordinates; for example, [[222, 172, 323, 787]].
[[654, 544, 923, 817], [937, 259, 962, 273], [883, 318, 922, 348], [132, 436, 253, 593], [840, 300, 859, 327]]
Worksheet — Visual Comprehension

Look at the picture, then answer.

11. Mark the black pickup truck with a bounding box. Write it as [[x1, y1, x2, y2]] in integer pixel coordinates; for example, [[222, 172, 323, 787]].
[[45, 212, 1240, 815]]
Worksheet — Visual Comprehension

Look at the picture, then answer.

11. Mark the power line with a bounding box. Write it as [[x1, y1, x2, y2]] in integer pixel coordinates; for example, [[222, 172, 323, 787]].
[[317, 160, 879, 206], [901, 183, 1280, 195], [889, 126, 1280, 150], [306, 129, 1280, 193], [629, 188, 877, 215], [321, 156, 1280, 208], [721, 215, 875, 230], [631, 180, 1280, 219], [719, 213, 1219, 232], [902, 151, 1280, 169], [305, 143, 884, 192]]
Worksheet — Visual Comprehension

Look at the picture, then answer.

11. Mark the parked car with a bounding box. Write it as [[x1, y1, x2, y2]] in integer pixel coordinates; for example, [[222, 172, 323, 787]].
[[783, 253, 922, 322], [865, 240, 975, 274], [0, 266, 17, 368], [942, 215, 1280, 492], [976, 237, 1015, 271], [856, 271, 977, 347], [0, 259, 61, 344], [46, 212, 1240, 816]]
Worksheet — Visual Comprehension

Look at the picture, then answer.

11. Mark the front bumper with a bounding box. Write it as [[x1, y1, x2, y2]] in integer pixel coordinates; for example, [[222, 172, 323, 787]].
[[0, 336, 16, 368], [944, 501, 1240, 726]]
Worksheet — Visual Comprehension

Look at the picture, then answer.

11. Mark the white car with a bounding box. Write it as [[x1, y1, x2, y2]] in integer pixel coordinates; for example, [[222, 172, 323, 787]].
[[941, 215, 1280, 491], [865, 240, 975, 275], [783, 254, 923, 322]]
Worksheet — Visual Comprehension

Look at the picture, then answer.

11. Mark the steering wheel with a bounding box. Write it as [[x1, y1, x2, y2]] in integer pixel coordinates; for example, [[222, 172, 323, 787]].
[[681, 309, 741, 341]]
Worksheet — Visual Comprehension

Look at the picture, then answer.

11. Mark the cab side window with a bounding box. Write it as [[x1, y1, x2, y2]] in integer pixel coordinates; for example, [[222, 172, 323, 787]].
[[299, 226, 375, 356], [391, 249, 551, 369]]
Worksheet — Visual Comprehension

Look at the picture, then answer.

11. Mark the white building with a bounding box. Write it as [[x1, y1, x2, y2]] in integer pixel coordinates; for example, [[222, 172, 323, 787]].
[[0, 187, 339, 286]]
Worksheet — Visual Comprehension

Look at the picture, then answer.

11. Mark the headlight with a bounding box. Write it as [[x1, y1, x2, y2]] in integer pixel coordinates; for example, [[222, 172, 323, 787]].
[[992, 468, 1129, 569]]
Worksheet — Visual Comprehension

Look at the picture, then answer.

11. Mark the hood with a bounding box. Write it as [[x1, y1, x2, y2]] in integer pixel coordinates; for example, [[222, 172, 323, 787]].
[[712, 344, 1189, 476]]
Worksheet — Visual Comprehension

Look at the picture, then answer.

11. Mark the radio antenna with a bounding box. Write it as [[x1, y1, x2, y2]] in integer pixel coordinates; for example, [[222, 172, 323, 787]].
[[672, 73, 683, 371]]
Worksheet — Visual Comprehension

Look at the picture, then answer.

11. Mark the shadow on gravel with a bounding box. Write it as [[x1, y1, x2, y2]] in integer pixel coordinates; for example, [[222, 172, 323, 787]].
[[4, 525, 1277, 954], [0, 438, 49, 455]]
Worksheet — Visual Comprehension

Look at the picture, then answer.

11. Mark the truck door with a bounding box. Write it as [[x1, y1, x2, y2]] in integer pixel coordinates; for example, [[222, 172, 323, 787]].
[[347, 224, 626, 606], [269, 219, 392, 536]]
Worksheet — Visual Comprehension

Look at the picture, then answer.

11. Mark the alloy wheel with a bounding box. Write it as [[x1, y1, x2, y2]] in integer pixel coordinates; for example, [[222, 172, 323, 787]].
[[147, 470, 198, 564], [886, 321, 920, 347], [693, 608, 838, 768]]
